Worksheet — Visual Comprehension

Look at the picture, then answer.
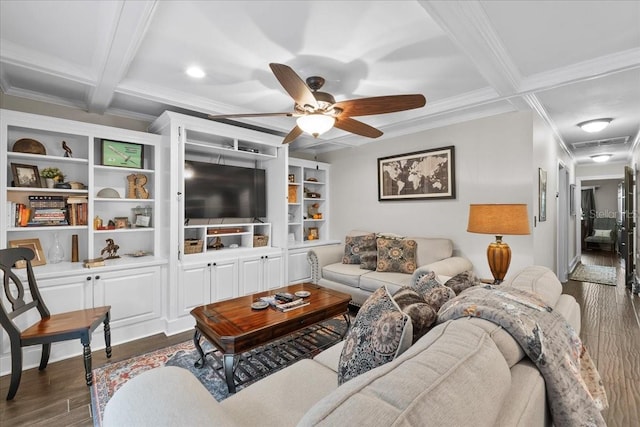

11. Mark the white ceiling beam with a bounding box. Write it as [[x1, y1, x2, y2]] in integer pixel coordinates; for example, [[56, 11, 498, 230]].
[[418, 0, 522, 97], [87, 1, 158, 114]]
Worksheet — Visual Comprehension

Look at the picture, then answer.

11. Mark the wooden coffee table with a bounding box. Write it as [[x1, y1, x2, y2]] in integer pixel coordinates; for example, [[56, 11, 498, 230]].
[[190, 283, 351, 393]]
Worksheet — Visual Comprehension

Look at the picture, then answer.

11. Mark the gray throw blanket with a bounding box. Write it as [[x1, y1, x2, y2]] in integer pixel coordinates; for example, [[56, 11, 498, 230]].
[[438, 285, 608, 427]]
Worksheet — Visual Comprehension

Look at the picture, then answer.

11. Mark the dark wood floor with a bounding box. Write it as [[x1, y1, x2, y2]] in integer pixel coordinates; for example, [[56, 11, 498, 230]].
[[564, 251, 640, 427], [1, 253, 639, 426]]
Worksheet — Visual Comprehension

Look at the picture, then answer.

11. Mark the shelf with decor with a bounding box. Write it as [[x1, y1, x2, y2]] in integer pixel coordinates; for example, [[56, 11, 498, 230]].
[[1, 109, 165, 273]]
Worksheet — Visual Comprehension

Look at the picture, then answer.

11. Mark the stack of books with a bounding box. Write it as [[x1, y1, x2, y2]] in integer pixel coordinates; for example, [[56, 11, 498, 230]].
[[260, 294, 310, 312], [27, 196, 68, 226], [66, 195, 88, 225]]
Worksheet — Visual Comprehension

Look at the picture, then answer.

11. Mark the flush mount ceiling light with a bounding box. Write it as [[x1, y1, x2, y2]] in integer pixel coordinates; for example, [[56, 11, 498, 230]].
[[296, 114, 336, 138], [590, 154, 613, 163], [578, 118, 612, 133], [185, 66, 206, 79]]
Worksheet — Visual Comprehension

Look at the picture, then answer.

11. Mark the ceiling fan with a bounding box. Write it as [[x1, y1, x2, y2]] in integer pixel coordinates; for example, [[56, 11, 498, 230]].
[[207, 63, 426, 144]]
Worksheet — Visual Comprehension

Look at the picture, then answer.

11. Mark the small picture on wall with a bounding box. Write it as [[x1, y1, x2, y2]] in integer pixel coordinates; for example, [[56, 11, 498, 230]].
[[377, 146, 455, 200], [539, 168, 547, 222]]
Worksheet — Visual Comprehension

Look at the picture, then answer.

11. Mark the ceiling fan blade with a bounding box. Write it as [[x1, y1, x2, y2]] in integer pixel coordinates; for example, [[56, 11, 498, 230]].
[[334, 117, 383, 138], [208, 112, 292, 119], [333, 94, 426, 117], [282, 126, 303, 145], [269, 63, 319, 109]]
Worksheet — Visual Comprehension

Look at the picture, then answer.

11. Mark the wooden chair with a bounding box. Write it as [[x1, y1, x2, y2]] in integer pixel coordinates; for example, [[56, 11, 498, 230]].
[[0, 247, 111, 400]]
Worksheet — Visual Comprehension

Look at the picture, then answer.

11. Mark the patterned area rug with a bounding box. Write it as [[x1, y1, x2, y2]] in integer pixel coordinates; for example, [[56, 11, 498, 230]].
[[91, 317, 347, 426], [569, 263, 617, 286]]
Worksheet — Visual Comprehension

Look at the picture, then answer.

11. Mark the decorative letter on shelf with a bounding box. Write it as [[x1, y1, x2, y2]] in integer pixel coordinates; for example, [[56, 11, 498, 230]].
[[127, 173, 150, 199]]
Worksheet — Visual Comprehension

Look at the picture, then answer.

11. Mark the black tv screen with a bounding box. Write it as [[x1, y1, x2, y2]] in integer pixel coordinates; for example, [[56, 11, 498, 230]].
[[184, 160, 267, 220]]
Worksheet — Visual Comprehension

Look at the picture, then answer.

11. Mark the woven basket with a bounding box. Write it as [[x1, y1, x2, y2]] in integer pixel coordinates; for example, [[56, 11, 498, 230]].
[[184, 239, 203, 254], [253, 234, 269, 247]]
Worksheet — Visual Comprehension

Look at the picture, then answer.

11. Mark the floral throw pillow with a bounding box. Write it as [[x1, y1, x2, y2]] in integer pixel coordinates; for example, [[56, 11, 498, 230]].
[[342, 233, 377, 264], [337, 286, 412, 385], [411, 270, 455, 312], [376, 238, 417, 274]]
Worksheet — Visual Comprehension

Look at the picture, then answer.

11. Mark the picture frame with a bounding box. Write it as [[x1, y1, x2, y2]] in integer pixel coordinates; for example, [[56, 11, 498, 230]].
[[11, 163, 42, 188], [377, 146, 455, 201], [102, 140, 144, 168], [569, 184, 576, 216], [9, 238, 46, 268], [114, 217, 129, 229], [539, 168, 547, 222], [135, 214, 151, 227], [308, 227, 319, 240]]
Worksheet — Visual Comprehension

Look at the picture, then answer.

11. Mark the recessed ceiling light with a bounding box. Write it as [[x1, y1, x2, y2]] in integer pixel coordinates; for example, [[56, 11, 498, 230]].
[[185, 66, 205, 79], [578, 118, 612, 133], [590, 154, 612, 163]]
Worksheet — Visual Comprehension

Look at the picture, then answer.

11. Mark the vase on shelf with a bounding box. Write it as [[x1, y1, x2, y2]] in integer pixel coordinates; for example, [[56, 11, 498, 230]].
[[45, 178, 55, 188], [48, 232, 64, 263]]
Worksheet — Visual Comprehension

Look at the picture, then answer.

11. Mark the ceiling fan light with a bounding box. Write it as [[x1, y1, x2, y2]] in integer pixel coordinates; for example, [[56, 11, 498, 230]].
[[578, 118, 612, 133], [296, 114, 335, 137], [590, 154, 612, 163], [185, 66, 206, 79]]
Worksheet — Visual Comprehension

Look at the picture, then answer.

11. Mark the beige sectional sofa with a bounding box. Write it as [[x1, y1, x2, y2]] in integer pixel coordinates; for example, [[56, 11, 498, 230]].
[[308, 233, 473, 306], [103, 265, 581, 427]]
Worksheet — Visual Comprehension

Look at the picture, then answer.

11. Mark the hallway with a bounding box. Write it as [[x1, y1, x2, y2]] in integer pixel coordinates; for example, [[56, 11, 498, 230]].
[[563, 251, 640, 426]]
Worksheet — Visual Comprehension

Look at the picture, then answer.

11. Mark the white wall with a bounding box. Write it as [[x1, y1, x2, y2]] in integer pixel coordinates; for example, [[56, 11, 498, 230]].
[[319, 111, 541, 280], [582, 179, 621, 220], [531, 114, 576, 273]]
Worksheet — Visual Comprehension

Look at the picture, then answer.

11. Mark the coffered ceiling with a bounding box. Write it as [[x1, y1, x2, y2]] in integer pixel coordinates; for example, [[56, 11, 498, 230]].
[[1, 1, 638, 163]]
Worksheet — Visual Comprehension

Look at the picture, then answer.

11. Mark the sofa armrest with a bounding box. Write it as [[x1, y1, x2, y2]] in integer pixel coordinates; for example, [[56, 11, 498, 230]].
[[103, 367, 235, 427], [411, 257, 473, 284], [307, 244, 343, 284]]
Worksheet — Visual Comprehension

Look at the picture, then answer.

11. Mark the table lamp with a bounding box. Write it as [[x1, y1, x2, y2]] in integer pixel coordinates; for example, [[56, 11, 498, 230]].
[[467, 204, 531, 283]]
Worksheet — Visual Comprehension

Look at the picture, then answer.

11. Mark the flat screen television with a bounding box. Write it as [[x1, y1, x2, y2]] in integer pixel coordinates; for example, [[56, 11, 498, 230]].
[[184, 160, 267, 220]]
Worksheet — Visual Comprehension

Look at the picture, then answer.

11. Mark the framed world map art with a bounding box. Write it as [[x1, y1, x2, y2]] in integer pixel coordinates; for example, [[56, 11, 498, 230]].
[[377, 146, 455, 201]]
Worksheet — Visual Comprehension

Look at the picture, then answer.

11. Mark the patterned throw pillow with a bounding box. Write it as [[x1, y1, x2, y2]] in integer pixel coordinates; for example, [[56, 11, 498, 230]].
[[412, 270, 441, 296], [376, 238, 417, 274], [359, 250, 378, 270], [444, 270, 480, 295], [337, 286, 412, 384], [393, 287, 437, 344], [423, 285, 456, 312], [342, 233, 377, 264], [411, 270, 455, 312]]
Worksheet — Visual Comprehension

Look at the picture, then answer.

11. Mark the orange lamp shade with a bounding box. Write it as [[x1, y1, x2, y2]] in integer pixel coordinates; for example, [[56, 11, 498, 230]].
[[467, 204, 530, 282]]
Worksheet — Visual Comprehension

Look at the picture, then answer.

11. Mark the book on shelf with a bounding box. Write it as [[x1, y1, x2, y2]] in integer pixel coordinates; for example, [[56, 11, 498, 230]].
[[83, 258, 105, 268]]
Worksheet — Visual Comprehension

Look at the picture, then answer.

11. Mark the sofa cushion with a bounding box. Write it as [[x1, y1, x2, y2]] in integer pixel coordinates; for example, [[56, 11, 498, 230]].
[[359, 270, 413, 294], [376, 237, 417, 274], [220, 359, 338, 426], [444, 270, 480, 295], [322, 263, 369, 289], [342, 233, 376, 264], [301, 320, 512, 427], [338, 286, 412, 384], [393, 287, 437, 344], [409, 237, 453, 266]]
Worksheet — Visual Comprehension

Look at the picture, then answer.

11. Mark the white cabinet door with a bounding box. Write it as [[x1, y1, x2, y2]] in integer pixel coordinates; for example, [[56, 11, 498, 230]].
[[37, 273, 93, 313], [239, 256, 262, 295], [179, 263, 211, 316], [211, 259, 238, 301], [93, 266, 162, 327], [263, 254, 284, 290], [287, 249, 311, 284]]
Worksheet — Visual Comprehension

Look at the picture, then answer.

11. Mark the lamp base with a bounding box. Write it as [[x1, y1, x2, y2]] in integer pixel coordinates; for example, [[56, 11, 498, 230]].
[[487, 237, 511, 283]]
